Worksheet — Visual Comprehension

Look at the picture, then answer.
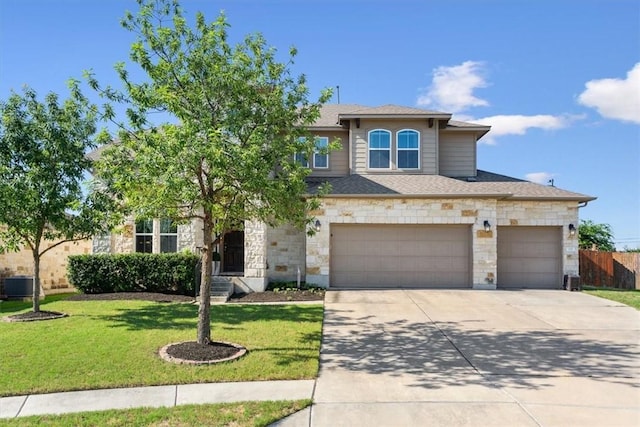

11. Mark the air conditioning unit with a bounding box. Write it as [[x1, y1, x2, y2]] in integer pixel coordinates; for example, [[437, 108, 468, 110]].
[[563, 274, 581, 291], [4, 276, 34, 298]]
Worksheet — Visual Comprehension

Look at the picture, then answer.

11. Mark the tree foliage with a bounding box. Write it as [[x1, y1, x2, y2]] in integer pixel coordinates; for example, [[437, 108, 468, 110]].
[[0, 84, 117, 312], [578, 219, 616, 252], [88, 0, 332, 343]]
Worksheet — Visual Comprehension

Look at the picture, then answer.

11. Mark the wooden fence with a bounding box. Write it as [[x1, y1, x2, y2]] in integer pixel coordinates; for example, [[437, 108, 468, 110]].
[[579, 250, 640, 290]]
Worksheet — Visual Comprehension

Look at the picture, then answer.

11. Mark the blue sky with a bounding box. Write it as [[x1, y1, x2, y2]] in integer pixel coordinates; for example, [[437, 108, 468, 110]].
[[1, 0, 639, 248]]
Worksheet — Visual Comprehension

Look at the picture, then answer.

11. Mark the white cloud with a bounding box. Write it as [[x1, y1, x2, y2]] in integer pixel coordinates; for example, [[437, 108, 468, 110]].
[[525, 172, 555, 185], [467, 114, 579, 144], [417, 61, 489, 113], [418, 60, 585, 143], [578, 63, 640, 124]]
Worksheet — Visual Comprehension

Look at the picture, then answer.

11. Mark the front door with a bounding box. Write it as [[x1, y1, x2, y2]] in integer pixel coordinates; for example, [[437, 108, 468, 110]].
[[223, 231, 244, 273]]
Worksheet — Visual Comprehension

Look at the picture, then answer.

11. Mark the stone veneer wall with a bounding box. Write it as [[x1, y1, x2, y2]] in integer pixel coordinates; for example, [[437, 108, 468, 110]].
[[306, 197, 579, 288], [0, 239, 92, 293], [243, 220, 268, 291], [93, 218, 201, 254], [266, 224, 306, 283]]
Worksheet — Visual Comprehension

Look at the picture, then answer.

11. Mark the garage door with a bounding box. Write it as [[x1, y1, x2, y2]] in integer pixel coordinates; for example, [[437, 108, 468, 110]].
[[330, 224, 471, 288], [497, 226, 562, 289]]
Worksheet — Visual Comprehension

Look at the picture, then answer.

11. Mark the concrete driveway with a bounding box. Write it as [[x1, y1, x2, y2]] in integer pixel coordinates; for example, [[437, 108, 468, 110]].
[[284, 289, 640, 426]]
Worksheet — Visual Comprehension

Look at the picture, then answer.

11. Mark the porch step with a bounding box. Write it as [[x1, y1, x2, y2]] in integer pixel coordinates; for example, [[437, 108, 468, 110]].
[[210, 276, 234, 303]]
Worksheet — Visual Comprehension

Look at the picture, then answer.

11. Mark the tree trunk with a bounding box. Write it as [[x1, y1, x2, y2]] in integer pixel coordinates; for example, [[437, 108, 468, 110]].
[[32, 251, 41, 313], [197, 214, 213, 344]]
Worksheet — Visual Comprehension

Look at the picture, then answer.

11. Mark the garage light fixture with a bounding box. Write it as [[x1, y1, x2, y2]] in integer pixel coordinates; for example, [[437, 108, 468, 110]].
[[568, 223, 576, 236], [483, 220, 491, 232], [315, 219, 321, 232]]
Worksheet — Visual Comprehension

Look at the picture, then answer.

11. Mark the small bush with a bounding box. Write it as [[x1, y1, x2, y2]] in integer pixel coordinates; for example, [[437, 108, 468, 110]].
[[67, 253, 199, 295], [267, 281, 325, 294]]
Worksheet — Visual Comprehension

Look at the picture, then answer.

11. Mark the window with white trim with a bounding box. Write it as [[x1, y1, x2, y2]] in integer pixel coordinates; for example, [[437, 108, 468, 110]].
[[397, 129, 420, 169], [313, 137, 329, 169], [135, 219, 153, 253], [368, 129, 391, 169], [135, 218, 178, 253], [159, 219, 178, 253], [294, 137, 309, 167]]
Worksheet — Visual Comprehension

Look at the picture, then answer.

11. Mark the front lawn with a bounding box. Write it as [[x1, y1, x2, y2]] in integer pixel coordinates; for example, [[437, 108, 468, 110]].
[[0, 400, 310, 427], [0, 297, 323, 396], [583, 287, 640, 310]]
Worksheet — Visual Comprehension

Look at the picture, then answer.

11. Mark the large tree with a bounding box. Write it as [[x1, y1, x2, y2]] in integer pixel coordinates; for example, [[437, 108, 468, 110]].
[[89, 0, 332, 344], [578, 219, 616, 252], [0, 84, 117, 312]]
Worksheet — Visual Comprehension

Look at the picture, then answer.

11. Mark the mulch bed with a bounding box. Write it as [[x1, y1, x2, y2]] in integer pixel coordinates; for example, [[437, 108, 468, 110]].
[[159, 340, 247, 365], [229, 290, 324, 303], [66, 292, 195, 303], [3, 310, 67, 322]]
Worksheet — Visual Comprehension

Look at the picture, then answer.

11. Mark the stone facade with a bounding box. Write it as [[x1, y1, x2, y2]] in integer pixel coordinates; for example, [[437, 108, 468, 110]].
[[93, 218, 200, 254], [0, 239, 92, 293], [305, 197, 579, 288], [266, 224, 306, 283], [243, 220, 268, 291]]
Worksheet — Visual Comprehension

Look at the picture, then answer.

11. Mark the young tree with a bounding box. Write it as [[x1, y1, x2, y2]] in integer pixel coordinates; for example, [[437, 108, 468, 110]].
[[88, 0, 332, 344], [0, 84, 117, 313], [578, 219, 616, 252]]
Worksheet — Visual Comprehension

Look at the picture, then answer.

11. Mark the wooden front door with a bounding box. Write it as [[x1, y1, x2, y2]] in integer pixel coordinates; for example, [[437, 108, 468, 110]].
[[223, 231, 244, 273]]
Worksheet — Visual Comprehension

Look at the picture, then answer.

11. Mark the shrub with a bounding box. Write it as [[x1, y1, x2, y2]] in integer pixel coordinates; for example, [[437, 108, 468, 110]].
[[267, 281, 325, 294], [67, 253, 199, 295]]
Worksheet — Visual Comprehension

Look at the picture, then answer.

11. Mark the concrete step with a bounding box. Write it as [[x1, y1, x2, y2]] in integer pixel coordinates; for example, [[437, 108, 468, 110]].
[[209, 276, 234, 302]]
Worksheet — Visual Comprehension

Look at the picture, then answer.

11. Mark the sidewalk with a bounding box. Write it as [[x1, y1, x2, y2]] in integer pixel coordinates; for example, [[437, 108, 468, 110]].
[[0, 380, 315, 419]]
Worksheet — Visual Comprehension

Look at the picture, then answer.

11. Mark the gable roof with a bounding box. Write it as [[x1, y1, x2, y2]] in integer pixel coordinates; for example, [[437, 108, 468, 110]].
[[339, 104, 451, 118], [307, 171, 595, 202], [310, 104, 489, 137]]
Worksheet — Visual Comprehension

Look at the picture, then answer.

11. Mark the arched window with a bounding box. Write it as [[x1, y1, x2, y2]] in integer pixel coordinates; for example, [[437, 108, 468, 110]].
[[368, 129, 391, 169], [397, 129, 420, 169]]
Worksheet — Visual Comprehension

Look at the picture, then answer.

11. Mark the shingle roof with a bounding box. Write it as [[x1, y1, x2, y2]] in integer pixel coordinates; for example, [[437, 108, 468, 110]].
[[446, 120, 490, 129], [307, 171, 595, 202], [340, 104, 451, 117], [310, 104, 367, 128], [310, 104, 487, 130]]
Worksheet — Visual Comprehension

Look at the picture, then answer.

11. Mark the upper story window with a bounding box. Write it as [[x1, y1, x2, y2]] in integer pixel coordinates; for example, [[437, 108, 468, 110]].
[[296, 136, 329, 169], [294, 137, 309, 167], [397, 129, 420, 169], [135, 219, 153, 253], [313, 137, 329, 169], [160, 219, 178, 253], [368, 129, 391, 169]]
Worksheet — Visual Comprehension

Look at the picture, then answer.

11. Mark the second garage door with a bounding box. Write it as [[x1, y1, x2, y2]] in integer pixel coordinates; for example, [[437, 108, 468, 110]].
[[330, 224, 471, 288], [497, 226, 562, 289]]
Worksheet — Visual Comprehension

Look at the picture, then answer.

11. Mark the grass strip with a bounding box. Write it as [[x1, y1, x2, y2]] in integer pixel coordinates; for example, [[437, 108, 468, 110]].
[[583, 287, 640, 310], [0, 400, 310, 427]]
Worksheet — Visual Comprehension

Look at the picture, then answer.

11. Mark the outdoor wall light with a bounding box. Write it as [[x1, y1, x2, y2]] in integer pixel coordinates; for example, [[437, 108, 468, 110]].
[[569, 223, 576, 236], [315, 219, 321, 232], [483, 220, 491, 232]]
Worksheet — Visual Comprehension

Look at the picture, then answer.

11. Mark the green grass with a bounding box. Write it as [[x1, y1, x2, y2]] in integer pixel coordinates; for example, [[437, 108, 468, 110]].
[[0, 400, 310, 427], [0, 297, 323, 397], [583, 287, 640, 310]]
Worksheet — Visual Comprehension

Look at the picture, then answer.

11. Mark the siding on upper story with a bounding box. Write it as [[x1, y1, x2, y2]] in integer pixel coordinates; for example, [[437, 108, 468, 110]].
[[350, 119, 437, 174], [306, 130, 349, 177], [438, 131, 477, 177]]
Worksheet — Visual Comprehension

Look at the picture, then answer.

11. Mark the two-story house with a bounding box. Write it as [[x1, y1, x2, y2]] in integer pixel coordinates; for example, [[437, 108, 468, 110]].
[[93, 104, 595, 291]]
